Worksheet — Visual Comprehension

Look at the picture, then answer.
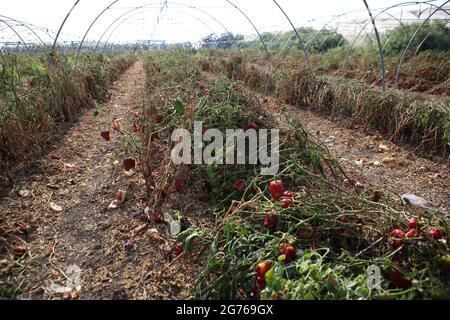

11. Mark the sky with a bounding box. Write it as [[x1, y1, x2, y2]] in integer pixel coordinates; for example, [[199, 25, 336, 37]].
[[1, 0, 448, 44]]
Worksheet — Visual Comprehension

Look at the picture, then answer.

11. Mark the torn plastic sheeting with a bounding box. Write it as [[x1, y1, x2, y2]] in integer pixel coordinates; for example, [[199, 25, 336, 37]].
[[46, 264, 82, 295], [401, 194, 448, 215], [164, 212, 181, 237]]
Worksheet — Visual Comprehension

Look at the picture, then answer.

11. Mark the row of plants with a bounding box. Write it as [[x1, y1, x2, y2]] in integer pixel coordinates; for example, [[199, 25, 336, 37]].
[[0, 51, 136, 186], [140, 50, 449, 300], [299, 49, 450, 95], [200, 51, 450, 157]]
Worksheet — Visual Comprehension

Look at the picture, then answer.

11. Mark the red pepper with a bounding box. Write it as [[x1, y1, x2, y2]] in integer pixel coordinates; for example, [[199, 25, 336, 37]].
[[163, 245, 172, 258], [279, 244, 296, 263], [269, 180, 284, 201], [11, 245, 27, 257], [256, 260, 271, 278], [284, 245, 296, 263], [174, 180, 183, 193], [263, 214, 279, 232], [428, 227, 442, 240], [197, 194, 210, 203], [283, 191, 293, 198], [281, 198, 293, 209], [233, 180, 246, 192], [154, 211, 164, 224], [123, 158, 136, 172], [406, 229, 420, 238], [254, 119, 265, 126], [172, 243, 183, 255], [101, 131, 110, 141], [257, 276, 266, 290], [390, 229, 405, 248], [151, 132, 160, 142], [385, 269, 411, 289], [406, 218, 418, 230], [154, 115, 163, 124], [247, 122, 258, 130]]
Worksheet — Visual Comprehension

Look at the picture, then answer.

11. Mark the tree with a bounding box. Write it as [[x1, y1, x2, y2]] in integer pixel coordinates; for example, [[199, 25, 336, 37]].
[[382, 21, 450, 55]]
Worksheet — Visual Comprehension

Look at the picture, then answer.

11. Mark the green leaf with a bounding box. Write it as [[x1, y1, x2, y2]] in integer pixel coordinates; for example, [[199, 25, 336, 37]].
[[173, 99, 185, 115], [183, 231, 199, 252], [92, 101, 99, 117], [265, 265, 286, 292], [196, 96, 208, 110], [265, 267, 275, 284]]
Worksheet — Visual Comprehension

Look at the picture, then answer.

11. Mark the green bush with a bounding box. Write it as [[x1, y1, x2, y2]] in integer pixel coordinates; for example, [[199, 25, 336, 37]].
[[383, 21, 450, 55]]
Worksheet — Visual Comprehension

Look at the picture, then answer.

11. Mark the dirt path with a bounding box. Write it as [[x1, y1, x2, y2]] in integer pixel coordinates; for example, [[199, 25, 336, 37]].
[[263, 100, 449, 212], [0, 62, 198, 300]]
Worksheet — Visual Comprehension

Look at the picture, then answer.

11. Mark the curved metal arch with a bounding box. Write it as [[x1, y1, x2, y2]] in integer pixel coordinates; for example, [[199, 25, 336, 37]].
[[22, 22, 60, 44], [272, 0, 309, 66], [78, 0, 257, 66], [273, 18, 318, 69], [107, 15, 219, 52], [74, 0, 120, 66], [95, 1, 240, 53], [380, 12, 410, 51], [318, 20, 380, 51], [420, 0, 450, 16], [103, 8, 220, 52], [266, 29, 285, 48], [52, 0, 80, 52], [0, 15, 47, 47], [278, 17, 318, 52], [64, 0, 273, 63], [100, 9, 193, 52], [175, 2, 242, 52], [17, 23, 61, 44], [0, 23, 41, 51], [95, 2, 160, 51], [224, 0, 270, 61], [275, 8, 367, 66], [151, 8, 218, 38], [102, 10, 157, 52], [413, 32, 432, 57], [0, 19, 29, 51], [310, 17, 375, 54], [316, 19, 372, 53], [96, 3, 236, 53], [24, 24, 58, 44], [108, 14, 205, 52], [343, 11, 407, 56], [306, 10, 364, 51], [362, 0, 386, 93], [343, 0, 449, 71], [109, 18, 203, 52], [394, 0, 450, 88]]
